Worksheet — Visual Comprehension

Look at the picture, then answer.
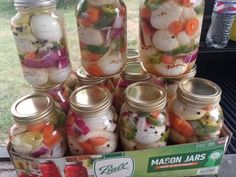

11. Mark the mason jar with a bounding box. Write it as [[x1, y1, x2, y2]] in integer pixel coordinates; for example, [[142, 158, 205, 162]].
[[76, 0, 127, 77], [163, 65, 197, 101], [120, 82, 168, 150], [139, 0, 204, 77], [115, 62, 153, 112], [76, 67, 115, 98], [67, 85, 118, 155], [169, 78, 223, 144], [33, 83, 71, 114], [110, 48, 140, 87], [11, 0, 71, 87], [9, 93, 67, 158]]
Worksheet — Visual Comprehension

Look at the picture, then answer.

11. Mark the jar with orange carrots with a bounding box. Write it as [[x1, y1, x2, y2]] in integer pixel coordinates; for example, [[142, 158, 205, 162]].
[[66, 85, 118, 155], [76, 0, 127, 77], [169, 78, 224, 144], [139, 0, 204, 77], [9, 93, 67, 158]]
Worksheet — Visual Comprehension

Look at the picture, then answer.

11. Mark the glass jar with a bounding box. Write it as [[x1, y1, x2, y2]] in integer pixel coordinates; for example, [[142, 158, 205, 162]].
[[64, 162, 88, 177], [110, 48, 140, 87], [169, 78, 223, 144], [76, 0, 127, 77], [39, 161, 61, 177], [120, 82, 168, 150], [11, 0, 71, 87], [164, 65, 197, 101], [10, 93, 67, 158], [139, 0, 204, 77], [33, 83, 71, 114], [115, 62, 153, 112], [76, 67, 115, 98], [66, 85, 118, 155]]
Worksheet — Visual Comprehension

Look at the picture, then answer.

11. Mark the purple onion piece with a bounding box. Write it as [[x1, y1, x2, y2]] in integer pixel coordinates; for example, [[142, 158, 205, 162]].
[[182, 51, 198, 63], [59, 47, 68, 57], [32, 146, 49, 158], [111, 29, 123, 39], [42, 51, 60, 67], [58, 56, 70, 69]]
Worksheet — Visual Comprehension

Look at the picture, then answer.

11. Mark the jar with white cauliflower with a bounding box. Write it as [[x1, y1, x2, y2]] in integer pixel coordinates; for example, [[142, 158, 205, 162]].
[[169, 78, 224, 144], [140, 0, 204, 77], [11, 0, 71, 87], [120, 82, 169, 151], [164, 64, 196, 102], [66, 85, 118, 155], [76, 0, 127, 77], [9, 93, 67, 158]]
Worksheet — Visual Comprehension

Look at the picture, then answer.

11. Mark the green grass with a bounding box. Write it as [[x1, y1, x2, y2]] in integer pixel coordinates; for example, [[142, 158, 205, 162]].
[[0, 0, 138, 145]]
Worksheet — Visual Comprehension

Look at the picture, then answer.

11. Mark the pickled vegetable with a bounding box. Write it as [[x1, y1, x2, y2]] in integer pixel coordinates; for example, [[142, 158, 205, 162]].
[[140, 0, 204, 77], [76, 0, 127, 77]]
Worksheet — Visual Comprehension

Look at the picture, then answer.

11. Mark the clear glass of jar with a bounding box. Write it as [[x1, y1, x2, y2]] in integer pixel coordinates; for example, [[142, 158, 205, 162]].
[[120, 82, 168, 150], [139, 0, 204, 77], [169, 78, 223, 144], [11, 0, 71, 87], [33, 83, 72, 114], [76, 0, 127, 77], [66, 85, 118, 155], [164, 64, 197, 102], [115, 62, 153, 112], [9, 93, 67, 158], [76, 66, 115, 98]]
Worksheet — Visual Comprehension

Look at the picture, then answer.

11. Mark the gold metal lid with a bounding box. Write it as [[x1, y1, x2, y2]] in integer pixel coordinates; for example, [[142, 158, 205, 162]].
[[121, 62, 152, 82], [70, 85, 112, 116], [125, 82, 167, 112], [177, 78, 222, 106], [33, 83, 63, 92], [127, 48, 139, 62], [11, 93, 54, 124], [77, 67, 106, 85]]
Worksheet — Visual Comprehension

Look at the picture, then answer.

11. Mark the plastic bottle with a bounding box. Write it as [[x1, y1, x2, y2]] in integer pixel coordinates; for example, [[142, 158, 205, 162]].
[[206, 0, 236, 48]]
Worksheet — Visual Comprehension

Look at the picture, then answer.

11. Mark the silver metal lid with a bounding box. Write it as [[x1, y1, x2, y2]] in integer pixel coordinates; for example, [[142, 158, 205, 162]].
[[14, 0, 58, 7], [125, 82, 167, 112], [127, 48, 139, 62], [70, 85, 112, 116], [11, 93, 54, 124], [177, 78, 222, 106], [121, 62, 152, 81], [76, 67, 106, 85]]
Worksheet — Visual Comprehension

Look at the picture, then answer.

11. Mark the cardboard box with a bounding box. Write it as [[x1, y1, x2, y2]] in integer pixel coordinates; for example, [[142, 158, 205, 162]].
[[8, 125, 231, 177]]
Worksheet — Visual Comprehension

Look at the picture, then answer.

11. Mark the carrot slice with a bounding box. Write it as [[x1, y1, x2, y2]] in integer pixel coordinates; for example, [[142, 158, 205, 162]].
[[86, 64, 103, 76], [181, 0, 191, 6], [42, 123, 54, 137], [44, 131, 60, 148], [81, 51, 102, 62], [169, 112, 195, 138], [24, 52, 37, 60], [168, 21, 184, 35], [28, 123, 45, 132], [185, 18, 199, 36], [141, 7, 151, 19], [89, 137, 107, 146], [86, 7, 101, 23], [161, 55, 174, 64], [79, 141, 96, 154]]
